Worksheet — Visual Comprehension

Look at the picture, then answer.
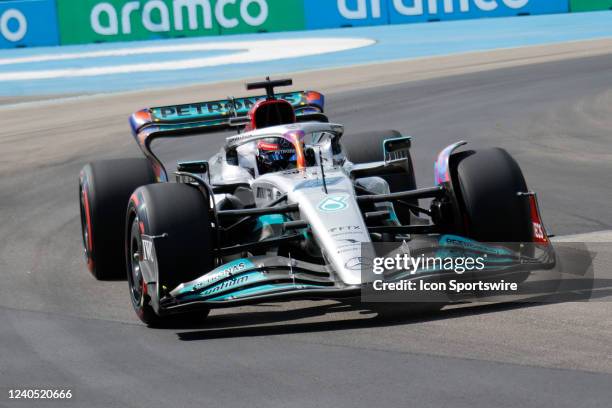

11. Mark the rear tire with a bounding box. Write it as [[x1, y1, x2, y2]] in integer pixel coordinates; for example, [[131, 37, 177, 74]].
[[343, 130, 401, 165], [343, 130, 417, 224], [79, 159, 156, 280], [126, 183, 214, 326]]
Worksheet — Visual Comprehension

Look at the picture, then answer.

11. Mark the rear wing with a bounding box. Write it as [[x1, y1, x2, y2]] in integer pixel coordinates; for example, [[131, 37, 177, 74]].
[[129, 90, 325, 137], [129, 90, 325, 182]]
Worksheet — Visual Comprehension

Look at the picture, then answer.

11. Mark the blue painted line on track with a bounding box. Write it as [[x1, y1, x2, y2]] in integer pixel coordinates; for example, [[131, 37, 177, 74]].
[[0, 11, 611, 96]]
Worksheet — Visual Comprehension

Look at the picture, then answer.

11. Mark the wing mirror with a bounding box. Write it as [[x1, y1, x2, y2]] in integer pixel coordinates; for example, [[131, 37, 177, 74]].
[[177, 160, 209, 175], [383, 136, 412, 161]]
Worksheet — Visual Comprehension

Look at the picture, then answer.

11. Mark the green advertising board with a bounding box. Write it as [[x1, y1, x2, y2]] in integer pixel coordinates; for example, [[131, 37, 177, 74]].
[[57, 0, 306, 45], [570, 0, 612, 11], [219, 0, 305, 35]]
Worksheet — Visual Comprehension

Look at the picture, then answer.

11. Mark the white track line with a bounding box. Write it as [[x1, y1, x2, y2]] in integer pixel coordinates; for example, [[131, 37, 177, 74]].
[[0, 38, 375, 81]]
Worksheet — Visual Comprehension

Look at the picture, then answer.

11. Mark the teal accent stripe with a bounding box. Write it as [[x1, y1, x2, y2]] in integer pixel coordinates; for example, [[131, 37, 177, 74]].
[[210, 283, 325, 301]]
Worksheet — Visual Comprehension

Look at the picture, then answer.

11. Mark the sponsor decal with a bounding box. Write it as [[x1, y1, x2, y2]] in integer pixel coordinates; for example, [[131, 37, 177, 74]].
[[305, 0, 389, 28], [318, 194, 349, 213], [189, 259, 253, 292], [210, 281, 325, 301], [305, 0, 567, 30], [142, 237, 154, 262], [294, 177, 343, 191], [533, 222, 545, 241], [56, 0, 307, 44], [330, 226, 367, 253], [263, 148, 297, 155], [387, 0, 568, 24], [91, 0, 266, 35], [338, 238, 359, 244], [158, 98, 258, 118], [180, 269, 268, 300], [439, 235, 512, 256], [258, 141, 280, 151], [389, 0, 532, 17], [329, 225, 362, 234], [337, 246, 360, 255], [280, 169, 302, 175], [527, 194, 549, 244], [330, 226, 366, 255], [336, 238, 361, 254], [0, 0, 59, 48], [154, 92, 301, 120], [1, 9, 27, 42], [199, 273, 252, 297]]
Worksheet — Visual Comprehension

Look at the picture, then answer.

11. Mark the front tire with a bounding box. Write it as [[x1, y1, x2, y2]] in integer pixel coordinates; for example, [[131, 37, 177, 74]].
[[452, 148, 532, 243], [450, 148, 535, 287], [126, 183, 214, 326]]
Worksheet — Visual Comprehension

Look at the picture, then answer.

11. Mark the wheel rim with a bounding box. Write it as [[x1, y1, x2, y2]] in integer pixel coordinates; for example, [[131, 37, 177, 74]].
[[128, 217, 144, 306]]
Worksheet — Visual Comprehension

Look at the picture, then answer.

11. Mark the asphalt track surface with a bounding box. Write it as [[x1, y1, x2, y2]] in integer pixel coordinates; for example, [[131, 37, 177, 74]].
[[1, 48, 612, 407]]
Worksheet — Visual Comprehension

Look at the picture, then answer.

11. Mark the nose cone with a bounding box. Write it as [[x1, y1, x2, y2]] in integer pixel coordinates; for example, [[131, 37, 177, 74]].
[[290, 178, 371, 285]]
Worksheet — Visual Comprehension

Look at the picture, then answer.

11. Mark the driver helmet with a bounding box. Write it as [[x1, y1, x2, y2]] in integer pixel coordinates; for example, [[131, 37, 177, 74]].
[[256, 131, 309, 175]]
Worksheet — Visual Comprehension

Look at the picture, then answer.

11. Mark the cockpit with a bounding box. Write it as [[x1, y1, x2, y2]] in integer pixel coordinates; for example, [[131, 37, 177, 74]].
[[231, 126, 343, 178]]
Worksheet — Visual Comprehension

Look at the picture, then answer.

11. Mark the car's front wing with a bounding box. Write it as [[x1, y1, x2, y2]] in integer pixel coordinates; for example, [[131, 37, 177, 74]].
[[157, 239, 557, 313], [159, 257, 360, 313]]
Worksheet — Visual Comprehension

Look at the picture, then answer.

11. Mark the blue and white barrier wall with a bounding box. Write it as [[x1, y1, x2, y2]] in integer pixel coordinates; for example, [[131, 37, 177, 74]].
[[0, 0, 604, 49]]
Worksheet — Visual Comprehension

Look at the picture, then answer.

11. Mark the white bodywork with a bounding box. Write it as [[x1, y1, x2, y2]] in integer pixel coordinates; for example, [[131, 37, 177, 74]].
[[207, 122, 391, 285]]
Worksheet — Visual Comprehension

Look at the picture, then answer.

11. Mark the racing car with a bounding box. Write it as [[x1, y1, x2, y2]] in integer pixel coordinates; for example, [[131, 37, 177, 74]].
[[79, 78, 554, 326]]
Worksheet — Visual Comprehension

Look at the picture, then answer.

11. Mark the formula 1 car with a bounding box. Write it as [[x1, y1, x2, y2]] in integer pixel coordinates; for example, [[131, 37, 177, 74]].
[[79, 78, 555, 326]]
